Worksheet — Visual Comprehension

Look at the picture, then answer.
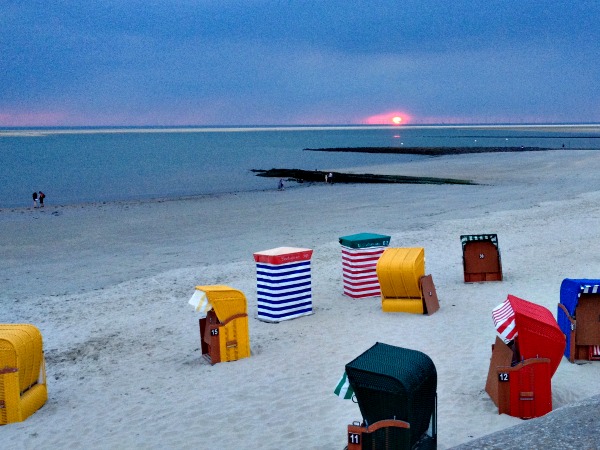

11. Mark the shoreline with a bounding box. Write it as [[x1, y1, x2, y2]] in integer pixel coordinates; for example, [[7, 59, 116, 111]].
[[0, 184, 310, 212], [2, 123, 600, 137]]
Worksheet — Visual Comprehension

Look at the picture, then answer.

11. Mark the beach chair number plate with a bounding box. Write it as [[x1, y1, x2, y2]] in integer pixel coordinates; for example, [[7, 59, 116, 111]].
[[210, 329, 219, 336], [498, 372, 509, 382], [348, 432, 361, 444]]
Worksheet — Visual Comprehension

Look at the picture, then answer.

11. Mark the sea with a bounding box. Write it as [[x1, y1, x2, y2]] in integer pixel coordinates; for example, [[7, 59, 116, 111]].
[[1, 124, 600, 208]]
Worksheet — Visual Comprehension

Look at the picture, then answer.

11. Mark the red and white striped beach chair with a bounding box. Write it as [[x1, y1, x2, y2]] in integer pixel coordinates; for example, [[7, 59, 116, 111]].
[[485, 294, 565, 419]]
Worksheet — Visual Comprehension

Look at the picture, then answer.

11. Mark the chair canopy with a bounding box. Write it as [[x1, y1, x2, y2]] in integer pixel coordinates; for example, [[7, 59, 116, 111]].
[[253, 247, 313, 265], [0, 324, 48, 424], [345, 342, 436, 449], [0, 324, 44, 393], [376, 248, 425, 299], [194, 285, 247, 322], [460, 233, 499, 250], [494, 295, 565, 376], [559, 278, 600, 317], [339, 232, 391, 249]]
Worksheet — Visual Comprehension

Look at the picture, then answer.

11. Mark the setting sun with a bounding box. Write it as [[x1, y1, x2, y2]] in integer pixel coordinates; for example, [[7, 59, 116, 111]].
[[364, 111, 411, 125]]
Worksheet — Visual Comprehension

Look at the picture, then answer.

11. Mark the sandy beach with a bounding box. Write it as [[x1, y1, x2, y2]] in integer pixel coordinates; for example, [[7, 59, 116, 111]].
[[2, 149, 600, 449]]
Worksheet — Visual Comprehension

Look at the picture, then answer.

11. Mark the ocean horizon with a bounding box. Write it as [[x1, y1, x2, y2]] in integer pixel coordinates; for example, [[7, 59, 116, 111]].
[[2, 124, 600, 209]]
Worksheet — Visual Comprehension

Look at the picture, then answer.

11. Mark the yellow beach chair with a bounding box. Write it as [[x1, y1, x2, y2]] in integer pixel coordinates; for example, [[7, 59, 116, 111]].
[[191, 285, 251, 364], [0, 324, 48, 424], [376, 248, 439, 314]]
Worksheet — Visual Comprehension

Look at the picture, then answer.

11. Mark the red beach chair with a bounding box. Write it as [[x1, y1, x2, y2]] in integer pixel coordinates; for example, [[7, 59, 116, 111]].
[[485, 295, 565, 419]]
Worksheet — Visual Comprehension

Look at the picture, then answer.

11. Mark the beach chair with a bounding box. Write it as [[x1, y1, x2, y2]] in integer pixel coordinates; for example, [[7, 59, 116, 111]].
[[339, 233, 390, 299], [341, 343, 437, 449], [460, 234, 502, 282], [253, 247, 314, 322], [188, 285, 250, 364], [485, 295, 565, 419], [376, 248, 439, 314], [0, 324, 48, 424], [557, 279, 600, 363]]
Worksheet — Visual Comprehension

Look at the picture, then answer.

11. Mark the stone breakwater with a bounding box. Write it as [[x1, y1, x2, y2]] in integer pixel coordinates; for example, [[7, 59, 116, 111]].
[[304, 146, 551, 156], [252, 168, 476, 185]]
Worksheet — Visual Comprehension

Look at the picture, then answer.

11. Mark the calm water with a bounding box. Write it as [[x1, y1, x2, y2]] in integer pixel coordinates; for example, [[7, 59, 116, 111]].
[[1, 125, 599, 208]]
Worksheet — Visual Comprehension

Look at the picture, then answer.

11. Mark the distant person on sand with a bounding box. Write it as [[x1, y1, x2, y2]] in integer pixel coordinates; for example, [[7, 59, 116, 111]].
[[277, 179, 285, 191], [39, 191, 45, 207], [32, 191, 38, 208], [328, 172, 333, 184]]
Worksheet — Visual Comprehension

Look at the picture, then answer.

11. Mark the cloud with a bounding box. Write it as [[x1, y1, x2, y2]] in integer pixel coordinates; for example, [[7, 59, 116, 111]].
[[1, 1, 600, 125]]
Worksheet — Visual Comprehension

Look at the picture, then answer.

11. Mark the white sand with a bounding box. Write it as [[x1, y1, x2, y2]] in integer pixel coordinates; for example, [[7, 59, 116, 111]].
[[2, 149, 600, 449]]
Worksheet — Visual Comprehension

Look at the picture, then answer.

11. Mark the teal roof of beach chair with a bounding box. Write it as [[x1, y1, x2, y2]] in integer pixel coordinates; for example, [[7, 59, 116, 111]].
[[338, 233, 391, 249]]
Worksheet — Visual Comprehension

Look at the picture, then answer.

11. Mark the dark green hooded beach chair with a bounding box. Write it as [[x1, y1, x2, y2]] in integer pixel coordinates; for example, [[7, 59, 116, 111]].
[[344, 342, 437, 449]]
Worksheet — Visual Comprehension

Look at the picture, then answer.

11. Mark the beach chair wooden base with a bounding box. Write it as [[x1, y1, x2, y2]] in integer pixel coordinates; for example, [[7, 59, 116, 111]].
[[464, 272, 503, 282], [568, 344, 600, 362], [199, 309, 250, 365], [485, 337, 514, 408], [347, 419, 411, 450], [485, 337, 553, 419], [558, 300, 600, 363], [568, 339, 600, 362], [199, 311, 222, 365], [497, 358, 552, 419]]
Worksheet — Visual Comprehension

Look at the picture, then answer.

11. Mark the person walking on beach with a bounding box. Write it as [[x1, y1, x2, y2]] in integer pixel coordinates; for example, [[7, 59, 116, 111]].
[[32, 191, 38, 208], [38, 191, 45, 207], [277, 179, 285, 191]]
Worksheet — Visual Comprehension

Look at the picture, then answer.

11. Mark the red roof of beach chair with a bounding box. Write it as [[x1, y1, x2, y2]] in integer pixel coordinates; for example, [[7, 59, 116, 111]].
[[507, 294, 565, 376]]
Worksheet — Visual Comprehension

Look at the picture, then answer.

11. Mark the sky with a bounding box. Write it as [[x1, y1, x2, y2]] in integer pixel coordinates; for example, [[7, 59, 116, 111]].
[[1, 1, 600, 127]]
